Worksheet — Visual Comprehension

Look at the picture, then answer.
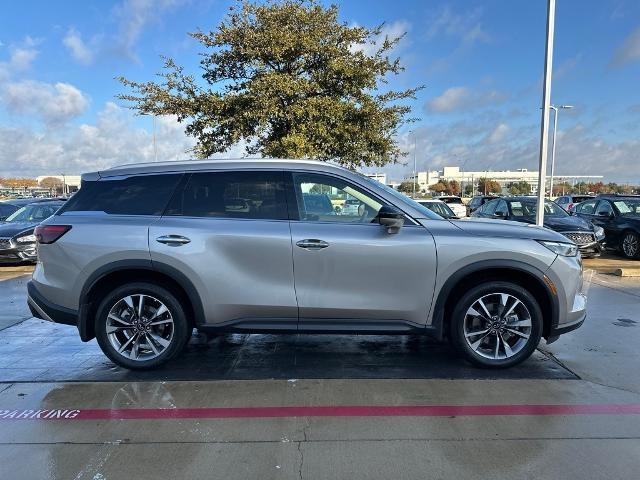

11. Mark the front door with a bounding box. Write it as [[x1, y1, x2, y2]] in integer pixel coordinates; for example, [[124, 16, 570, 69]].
[[287, 171, 437, 329]]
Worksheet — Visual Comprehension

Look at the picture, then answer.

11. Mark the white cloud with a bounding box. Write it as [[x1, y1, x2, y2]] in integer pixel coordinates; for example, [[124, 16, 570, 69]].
[[425, 6, 490, 46], [426, 86, 507, 113], [113, 0, 184, 60], [63, 28, 94, 65], [0, 102, 197, 176], [0, 37, 39, 80], [485, 123, 509, 144], [611, 27, 640, 66], [351, 20, 411, 57], [2, 80, 90, 125]]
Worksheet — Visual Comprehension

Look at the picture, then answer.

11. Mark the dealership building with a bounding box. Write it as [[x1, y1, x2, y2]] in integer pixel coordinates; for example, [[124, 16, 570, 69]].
[[405, 166, 603, 194]]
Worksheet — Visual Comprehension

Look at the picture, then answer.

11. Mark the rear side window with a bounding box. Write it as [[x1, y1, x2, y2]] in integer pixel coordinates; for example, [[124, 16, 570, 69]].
[[166, 171, 288, 220], [60, 174, 182, 216]]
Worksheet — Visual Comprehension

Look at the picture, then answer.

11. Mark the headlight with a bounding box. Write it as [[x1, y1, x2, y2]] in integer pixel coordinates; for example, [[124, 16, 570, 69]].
[[594, 226, 605, 240], [16, 234, 37, 243], [537, 240, 578, 257]]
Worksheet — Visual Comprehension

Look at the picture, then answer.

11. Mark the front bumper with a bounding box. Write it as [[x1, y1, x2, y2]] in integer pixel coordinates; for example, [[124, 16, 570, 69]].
[[577, 241, 604, 258], [27, 281, 78, 327], [547, 291, 587, 343], [0, 243, 37, 263]]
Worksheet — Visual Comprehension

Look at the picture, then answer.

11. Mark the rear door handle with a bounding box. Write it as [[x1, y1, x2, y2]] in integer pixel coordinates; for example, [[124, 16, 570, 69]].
[[296, 239, 329, 250], [156, 235, 191, 246]]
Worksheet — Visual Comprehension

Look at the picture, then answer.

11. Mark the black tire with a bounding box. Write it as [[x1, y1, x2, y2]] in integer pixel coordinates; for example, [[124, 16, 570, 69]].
[[620, 231, 640, 259], [449, 281, 543, 368], [95, 282, 190, 370]]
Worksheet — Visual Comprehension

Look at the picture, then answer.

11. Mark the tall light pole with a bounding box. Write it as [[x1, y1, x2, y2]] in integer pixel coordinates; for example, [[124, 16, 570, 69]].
[[412, 132, 417, 197], [548, 104, 573, 198], [535, 0, 556, 227]]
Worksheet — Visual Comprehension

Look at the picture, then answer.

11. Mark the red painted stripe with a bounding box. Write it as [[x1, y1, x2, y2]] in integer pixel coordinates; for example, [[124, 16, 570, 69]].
[[2, 404, 640, 421]]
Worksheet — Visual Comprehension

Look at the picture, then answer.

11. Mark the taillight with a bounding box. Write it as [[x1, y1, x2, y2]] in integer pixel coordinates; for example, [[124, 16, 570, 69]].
[[568, 203, 574, 211], [34, 225, 72, 244]]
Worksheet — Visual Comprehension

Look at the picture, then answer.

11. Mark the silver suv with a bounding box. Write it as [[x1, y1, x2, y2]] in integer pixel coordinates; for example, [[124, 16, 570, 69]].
[[27, 159, 586, 370]]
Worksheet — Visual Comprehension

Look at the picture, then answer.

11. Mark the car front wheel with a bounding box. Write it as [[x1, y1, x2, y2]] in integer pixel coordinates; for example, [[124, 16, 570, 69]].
[[449, 282, 543, 368], [95, 282, 190, 370], [621, 231, 640, 259]]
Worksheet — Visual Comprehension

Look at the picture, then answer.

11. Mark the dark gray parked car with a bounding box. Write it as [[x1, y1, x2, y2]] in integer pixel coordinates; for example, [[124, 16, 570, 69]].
[[28, 159, 586, 370]]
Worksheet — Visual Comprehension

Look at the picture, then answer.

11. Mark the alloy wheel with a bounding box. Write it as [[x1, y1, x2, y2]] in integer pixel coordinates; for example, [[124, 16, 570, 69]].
[[106, 294, 174, 361], [463, 292, 532, 360], [622, 233, 638, 258]]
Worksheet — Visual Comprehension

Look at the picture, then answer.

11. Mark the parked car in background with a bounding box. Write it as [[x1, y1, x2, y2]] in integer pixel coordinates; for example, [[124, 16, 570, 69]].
[[0, 200, 65, 263], [29, 159, 586, 371], [302, 193, 335, 217], [416, 199, 458, 219], [436, 195, 467, 218], [466, 195, 499, 216], [0, 203, 20, 221], [341, 197, 362, 216], [1, 197, 64, 221], [573, 195, 640, 259], [555, 194, 595, 213], [472, 196, 605, 257]]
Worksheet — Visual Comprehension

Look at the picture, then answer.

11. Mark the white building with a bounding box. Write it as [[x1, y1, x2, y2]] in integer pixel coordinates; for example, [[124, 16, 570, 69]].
[[405, 166, 603, 195], [364, 173, 387, 185]]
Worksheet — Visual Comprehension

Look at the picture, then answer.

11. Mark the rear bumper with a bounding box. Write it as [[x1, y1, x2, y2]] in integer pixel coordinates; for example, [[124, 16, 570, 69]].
[[27, 281, 78, 327]]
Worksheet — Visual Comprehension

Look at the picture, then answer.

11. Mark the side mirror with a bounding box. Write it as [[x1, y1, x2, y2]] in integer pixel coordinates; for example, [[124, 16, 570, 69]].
[[597, 211, 613, 218], [494, 210, 506, 218], [378, 205, 405, 234]]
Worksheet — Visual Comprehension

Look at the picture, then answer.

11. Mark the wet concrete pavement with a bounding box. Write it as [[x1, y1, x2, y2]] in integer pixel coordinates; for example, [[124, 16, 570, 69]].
[[0, 269, 639, 479]]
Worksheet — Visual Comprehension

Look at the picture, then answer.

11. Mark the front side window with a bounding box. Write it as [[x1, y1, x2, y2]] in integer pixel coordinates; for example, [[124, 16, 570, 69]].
[[167, 171, 288, 220], [60, 174, 182, 216], [595, 200, 614, 216], [576, 199, 597, 214], [292, 173, 384, 223]]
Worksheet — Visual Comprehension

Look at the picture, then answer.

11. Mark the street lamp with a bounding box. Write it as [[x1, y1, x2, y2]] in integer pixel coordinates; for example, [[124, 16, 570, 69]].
[[548, 104, 573, 198], [411, 132, 417, 197]]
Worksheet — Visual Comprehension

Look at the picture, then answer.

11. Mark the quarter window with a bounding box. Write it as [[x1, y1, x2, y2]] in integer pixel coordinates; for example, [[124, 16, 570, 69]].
[[166, 171, 288, 220], [292, 173, 385, 223], [60, 174, 182, 216]]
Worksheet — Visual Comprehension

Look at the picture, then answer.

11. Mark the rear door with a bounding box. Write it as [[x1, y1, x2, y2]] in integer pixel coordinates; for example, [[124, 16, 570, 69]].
[[149, 170, 298, 327], [287, 171, 437, 329]]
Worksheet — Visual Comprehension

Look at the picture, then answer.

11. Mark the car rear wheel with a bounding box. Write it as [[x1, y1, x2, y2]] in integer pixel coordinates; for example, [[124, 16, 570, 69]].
[[95, 282, 190, 370], [449, 282, 543, 368], [621, 231, 639, 259]]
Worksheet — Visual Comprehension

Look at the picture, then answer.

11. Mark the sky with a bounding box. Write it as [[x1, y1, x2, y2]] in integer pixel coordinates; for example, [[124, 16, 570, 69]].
[[0, 0, 639, 183]]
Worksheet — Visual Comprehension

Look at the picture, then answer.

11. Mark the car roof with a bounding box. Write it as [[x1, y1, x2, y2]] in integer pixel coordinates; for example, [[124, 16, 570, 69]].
[[87, 158, 352, 180], [416, 199, 444, 203], [596, 194, 640, 199], [1, 197, 64, 206]]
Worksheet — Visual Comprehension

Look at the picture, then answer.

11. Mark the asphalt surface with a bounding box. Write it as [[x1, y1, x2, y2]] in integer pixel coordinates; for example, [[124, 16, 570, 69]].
[[0, 266, 639, 479]]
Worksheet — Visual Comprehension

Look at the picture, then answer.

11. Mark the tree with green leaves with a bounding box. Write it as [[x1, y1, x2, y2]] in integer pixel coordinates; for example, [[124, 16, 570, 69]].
[[117, 0, 422, 169], [478, 177, 502, 195], [397, 181, 415, 194]]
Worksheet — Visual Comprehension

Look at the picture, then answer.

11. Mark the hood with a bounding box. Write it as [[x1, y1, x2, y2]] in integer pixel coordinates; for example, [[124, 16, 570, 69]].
[[450, 217, 569, 242], [0, 222, 37, 238], [510, 215, 594, 232]]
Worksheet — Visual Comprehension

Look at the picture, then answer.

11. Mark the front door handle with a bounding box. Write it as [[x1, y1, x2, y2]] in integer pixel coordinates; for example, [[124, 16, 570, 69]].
[[156, 235, 191, 246], [296, 239, 329, 250]]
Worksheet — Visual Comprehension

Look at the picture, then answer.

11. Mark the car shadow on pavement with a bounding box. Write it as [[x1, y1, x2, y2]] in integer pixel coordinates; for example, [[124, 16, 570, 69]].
[[0, 319, 576, 382]]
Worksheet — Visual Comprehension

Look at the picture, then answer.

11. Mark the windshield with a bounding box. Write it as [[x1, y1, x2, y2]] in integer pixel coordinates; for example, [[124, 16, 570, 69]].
[[614, 199, 640, 216], [5, 204, 61, 222], [357, 174, 442, 219], [509, 199, 569, 218]]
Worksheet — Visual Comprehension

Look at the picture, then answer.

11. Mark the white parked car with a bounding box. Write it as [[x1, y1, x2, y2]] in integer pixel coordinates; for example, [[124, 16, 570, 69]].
[[437, 195, 467, 218]]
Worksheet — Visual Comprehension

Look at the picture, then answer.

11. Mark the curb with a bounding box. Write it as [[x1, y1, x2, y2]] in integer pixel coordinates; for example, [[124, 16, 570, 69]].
[[0, 266, 35, 273], [614, 268, 640, 277]]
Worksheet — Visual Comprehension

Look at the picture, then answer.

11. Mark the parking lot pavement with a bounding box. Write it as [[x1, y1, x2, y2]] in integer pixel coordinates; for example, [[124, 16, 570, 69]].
[[0, 267, 639, 479]]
